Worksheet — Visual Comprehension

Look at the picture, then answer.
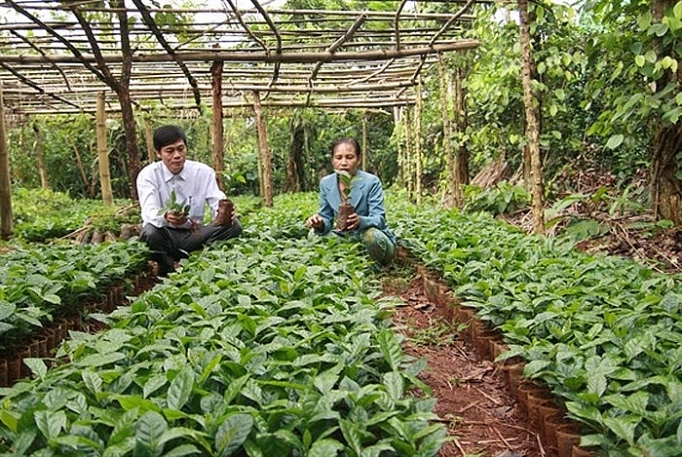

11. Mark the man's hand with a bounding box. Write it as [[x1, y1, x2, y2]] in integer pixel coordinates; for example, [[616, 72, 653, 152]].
[[306, 214, 324, 229], [165, 211, 187, 226]]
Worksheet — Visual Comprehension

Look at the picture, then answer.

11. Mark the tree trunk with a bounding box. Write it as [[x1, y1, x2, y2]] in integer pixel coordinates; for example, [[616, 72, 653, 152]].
[[253, 91, 273, 207], [211, 61, 225, 192], [0, 83, 13, 239], [650, 0, 682, 224], [32, 123, 49, 189], [651, 124, 682, 224], [117, 88, 141, 201], [72, 142, 94, 198], [285, 126, 303, 193], [519, 0, 544, 234], [96, 92, 114, 206]]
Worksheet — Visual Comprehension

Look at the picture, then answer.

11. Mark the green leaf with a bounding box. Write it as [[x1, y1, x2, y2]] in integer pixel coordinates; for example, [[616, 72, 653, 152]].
[[383, 371, 404, 402], [143, 374, 168, 399], [603, 416, 639, 446], [0, 303, 16, 320], [215, 413, 254, 457], [339, 419, 363, 455], [377, 329, 402, 371], [23, 358, 47, 379], [586, 373, 607, 399], [167, 366, 195, 411], [35, 410, 67, 440], [308, 438, 344, 457], [605, 134, 624, 150], [604, 391, 649, 416], [82, 370, 103, 395], [74, 351, 127, 367], [675, 1, 682, 18], [314, 370, 340, 395], [0, 410, 19, 433], [635, 55, 646, 67], [134, 410, 168, 456]]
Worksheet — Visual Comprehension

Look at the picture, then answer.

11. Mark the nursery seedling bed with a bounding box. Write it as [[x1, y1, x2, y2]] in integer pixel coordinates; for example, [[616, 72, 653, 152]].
[[383, 262, 544, 457]]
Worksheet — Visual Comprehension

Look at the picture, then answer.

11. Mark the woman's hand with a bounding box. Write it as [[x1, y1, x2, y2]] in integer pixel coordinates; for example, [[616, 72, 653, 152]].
[[345, 212, 360, 230], [306, 214, 324, 229]]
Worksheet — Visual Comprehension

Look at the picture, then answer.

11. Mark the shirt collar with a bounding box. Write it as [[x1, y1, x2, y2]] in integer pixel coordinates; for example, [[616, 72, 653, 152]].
[[161, 162, 187, 183]]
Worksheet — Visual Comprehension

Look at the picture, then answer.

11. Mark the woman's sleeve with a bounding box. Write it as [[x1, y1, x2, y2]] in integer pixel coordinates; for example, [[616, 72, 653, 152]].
[[357, 178, 387, 231]]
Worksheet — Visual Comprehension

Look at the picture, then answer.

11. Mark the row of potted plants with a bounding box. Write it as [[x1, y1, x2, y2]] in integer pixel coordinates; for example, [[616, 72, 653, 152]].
[[0, 202, 446, 455], [389, 198, 681, 457], [0, 240, 150, 350]]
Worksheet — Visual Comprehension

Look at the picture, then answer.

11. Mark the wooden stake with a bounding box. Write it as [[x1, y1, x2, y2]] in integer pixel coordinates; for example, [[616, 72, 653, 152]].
[[144, 119, 155, 164], [0, 82, 13, 239], [253, 91, 273, 207], [96, 91, 114, 206], [415, 76, 422, 204], [32, 123, 49, 189], [211, 60, 225, 192]]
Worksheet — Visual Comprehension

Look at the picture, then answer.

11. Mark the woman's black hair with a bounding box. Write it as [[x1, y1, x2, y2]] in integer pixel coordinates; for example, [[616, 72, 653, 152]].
[[153, 125, 188, 151], [331, 137, 362, 158]]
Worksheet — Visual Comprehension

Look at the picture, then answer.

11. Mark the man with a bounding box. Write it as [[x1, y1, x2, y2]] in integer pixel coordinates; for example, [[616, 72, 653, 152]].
[[137, 124, 242, 276]]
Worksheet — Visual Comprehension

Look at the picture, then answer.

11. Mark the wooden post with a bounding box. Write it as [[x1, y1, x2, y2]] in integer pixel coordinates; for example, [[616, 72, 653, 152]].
[[453, 65, 469, 202], [519, 0, 544, 234], [96, 91, 114, 206], [144, 119, 155, 164], [0, 82, 13, 239], [438, 54, 456, 207], [415, 77, 423, 204], [253, 91, 273, 207], [393, 107, 404, 186], [33, 123, 50, 189], [211, 61, 225, 192], [362, 111, 369, 171], [404, 108, 413, 201]]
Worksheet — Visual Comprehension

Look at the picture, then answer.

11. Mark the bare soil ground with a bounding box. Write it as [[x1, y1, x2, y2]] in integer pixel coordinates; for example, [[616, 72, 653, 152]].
[[383, 256, 543, 457]]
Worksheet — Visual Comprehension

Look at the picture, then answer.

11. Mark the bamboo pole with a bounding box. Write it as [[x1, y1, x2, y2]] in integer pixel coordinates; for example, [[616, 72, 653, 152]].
[[211, 60, 225, 192], [253, 91, 273, 207], [144, 119, 155, 164], [438, 53, 455, 207], [453, 65, 469, 202], [362, 111, 369, 171], [415, 77, 422, 204], [1, 40, 481, 64], [32, 123, 49, 189], [404, 107, 413, 200], [0, 82, 13, 239], [96, 91, 114, 206], [518, 0, 544, 234]]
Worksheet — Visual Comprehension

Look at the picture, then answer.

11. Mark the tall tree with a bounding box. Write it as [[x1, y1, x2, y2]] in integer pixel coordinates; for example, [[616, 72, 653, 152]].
[[583, 0, 682, 224]]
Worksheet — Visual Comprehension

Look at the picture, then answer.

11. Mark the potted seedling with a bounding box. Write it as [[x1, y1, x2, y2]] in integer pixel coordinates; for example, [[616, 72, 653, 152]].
[[336, 170, 356, 231], [213, 198, 233, 227]]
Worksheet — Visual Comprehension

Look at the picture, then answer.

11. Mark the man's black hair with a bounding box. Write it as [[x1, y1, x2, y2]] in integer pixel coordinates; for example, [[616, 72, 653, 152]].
[[153, 125, 188, 151]]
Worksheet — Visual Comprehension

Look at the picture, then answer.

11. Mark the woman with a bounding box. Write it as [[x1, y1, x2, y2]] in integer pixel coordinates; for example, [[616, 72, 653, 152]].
[[305, 138, 396, 265]]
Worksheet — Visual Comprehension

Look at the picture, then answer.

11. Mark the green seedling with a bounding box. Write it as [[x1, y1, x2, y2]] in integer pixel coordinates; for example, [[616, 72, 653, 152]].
[[158, 190, 190, 217]]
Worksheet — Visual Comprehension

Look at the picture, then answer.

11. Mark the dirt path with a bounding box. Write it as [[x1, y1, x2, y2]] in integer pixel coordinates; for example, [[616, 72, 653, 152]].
[[383, 259, 545, 457]]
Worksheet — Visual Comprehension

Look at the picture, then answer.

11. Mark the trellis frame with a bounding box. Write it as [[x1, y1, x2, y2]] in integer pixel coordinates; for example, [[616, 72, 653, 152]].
[[0, 0, 481, 116]]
